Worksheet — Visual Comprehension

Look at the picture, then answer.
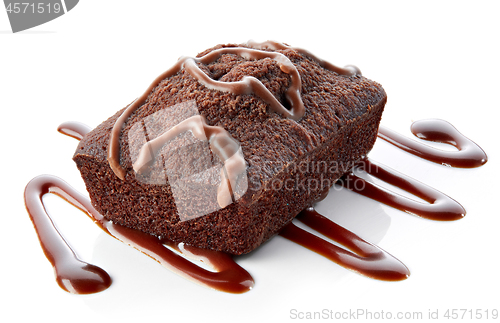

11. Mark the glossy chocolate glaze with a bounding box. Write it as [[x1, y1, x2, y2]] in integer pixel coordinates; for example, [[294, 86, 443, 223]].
[[133, 115, 246, 208], [108, 46, 305, 180], [378, 119, 487, 168], [341, 158, 466, 221], [280, 207, 410, 281]]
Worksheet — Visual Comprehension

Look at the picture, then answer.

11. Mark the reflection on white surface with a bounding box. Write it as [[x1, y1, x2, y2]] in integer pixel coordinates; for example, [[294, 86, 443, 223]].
[[315, 184, 392, 245]]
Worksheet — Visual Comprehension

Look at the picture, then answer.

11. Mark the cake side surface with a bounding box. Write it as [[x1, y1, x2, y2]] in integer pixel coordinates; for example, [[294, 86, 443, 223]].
[[73, 43, 386, 254]]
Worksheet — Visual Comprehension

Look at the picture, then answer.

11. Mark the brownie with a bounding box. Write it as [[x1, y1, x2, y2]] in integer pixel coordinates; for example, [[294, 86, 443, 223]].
[[73, 41, 386, 255]]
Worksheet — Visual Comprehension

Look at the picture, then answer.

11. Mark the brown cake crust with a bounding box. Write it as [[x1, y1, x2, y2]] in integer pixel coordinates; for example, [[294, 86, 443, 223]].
[[73, 43, 386, 255]]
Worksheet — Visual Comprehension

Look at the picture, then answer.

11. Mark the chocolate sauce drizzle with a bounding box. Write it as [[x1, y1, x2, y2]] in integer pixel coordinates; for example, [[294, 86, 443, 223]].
[[108, 46, 305, 180], [246, 40, 362, 76], [280, 207, 410, 281], [339, 119, 487, 220], [24, 174, 254, 294], [108, 41, 362, 180], [27, 65, 489, 293], [378, 119, 487, 168], [133, 115, 246, 208], [24, 175, 112, 294], [341, 158, 466, 221]]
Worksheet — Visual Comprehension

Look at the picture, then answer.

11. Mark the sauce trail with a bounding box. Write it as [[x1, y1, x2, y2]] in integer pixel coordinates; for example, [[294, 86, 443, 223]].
[[280, 207, 410, 281], [378, 119, 487, 168], [340, 158, 466, 221], [24, 175, 254, 294], [24, 175, 112, 294]]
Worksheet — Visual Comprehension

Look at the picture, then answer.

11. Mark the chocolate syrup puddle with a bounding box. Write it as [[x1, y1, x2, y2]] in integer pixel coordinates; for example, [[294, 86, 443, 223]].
[[25, 175, 254, 294], [378, 119, 487, 168], [340, 158, 466, 221], [57, 121, 92, 141], [279, 207, 409, 281]]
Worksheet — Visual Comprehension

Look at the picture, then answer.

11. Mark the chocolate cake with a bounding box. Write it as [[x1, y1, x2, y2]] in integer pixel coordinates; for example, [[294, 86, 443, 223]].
[[73, 41, 386, 255]]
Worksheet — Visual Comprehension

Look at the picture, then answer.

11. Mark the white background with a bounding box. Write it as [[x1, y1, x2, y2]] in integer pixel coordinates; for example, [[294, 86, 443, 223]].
[[1, 1, 499, 322]]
